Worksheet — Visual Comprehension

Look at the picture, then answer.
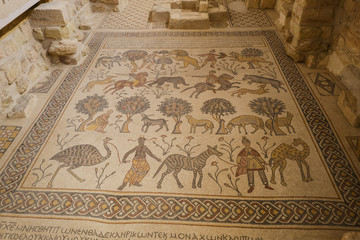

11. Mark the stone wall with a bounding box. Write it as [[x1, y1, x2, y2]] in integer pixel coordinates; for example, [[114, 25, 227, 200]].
[[328, 0, 360, 127], [29, 0, 92, 65], [0, 18, 49, 118], [0, 0, 128, 118]]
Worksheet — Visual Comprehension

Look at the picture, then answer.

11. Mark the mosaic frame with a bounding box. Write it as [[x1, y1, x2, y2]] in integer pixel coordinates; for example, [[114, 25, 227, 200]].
[[0, 31, 359, 229]]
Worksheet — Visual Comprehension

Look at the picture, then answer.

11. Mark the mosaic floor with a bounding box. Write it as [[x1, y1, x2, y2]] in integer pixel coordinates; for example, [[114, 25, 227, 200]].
[[1, 1, 360, 239]]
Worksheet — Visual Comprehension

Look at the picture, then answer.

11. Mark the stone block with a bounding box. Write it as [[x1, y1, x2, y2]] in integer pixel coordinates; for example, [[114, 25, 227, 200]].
[[0, 46, 5, 60], [92, 2, 120, 12], [150, 2, 171, 22], [18, 20, 33, 42], [246, 0, 260, 8], [48, 39, 79, 56], [21, 58, 30, 73], [344, 27, 360, 56], [45, 27, 63, 39], [289, 20, 322, 40], [337, 65, 360, 127], [7, 94, 37, 119], [342, 232, 360, 240], [3, 39, 19, 56], [169, 10, 210, 29], [33, 28, 45, 41], [27, 64, 42, 82], [15, 76, 29, 94], [99, 0, 119, 4], [198, 1, 208, 13], [13, 28, 27, 45], [182, 0, 197, 10], [260, 0, 276, 9], [285, 44, 304, 62], [208, 5, 228, 22], [30, 2, 70, 27], [58, 45, 89, 65], [1, 59, 22, 84]]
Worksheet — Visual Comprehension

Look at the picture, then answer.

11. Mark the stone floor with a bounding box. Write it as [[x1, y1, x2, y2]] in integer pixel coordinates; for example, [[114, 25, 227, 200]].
[[0, 1, 360, 239]]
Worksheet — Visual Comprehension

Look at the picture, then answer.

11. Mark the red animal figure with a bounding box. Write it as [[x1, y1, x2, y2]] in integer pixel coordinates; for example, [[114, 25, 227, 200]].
[[103, 72, 149, 94]]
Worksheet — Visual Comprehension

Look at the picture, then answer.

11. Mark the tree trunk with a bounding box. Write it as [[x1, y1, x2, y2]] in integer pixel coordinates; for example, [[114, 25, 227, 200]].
[[216, 119, 227, 135], [272, 116, 286, 136], [121, 116, 132, 133], [76, 116, 92, 132], [172, 120, 182, 134]]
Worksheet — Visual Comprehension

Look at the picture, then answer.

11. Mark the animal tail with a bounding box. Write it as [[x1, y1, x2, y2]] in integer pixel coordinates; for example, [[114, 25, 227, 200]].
[[180, 86, 194, 93], [153, 160, 166, 178]]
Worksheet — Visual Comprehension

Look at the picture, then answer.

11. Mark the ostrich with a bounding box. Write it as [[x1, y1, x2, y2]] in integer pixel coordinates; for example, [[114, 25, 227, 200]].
[[47, 137, 119, 188]]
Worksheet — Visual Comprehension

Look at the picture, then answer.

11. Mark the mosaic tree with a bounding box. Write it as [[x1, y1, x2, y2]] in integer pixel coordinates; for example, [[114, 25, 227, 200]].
[[75, 94, 108, 132], [116, 95, 150, 133], [249, 97, 286, 136], [201, 98, 236, 135], [158, 97, 192, 134], [122, 50, 148, 72]]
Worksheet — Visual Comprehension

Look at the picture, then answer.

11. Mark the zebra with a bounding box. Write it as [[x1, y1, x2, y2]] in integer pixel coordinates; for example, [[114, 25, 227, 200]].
[[153, 145, 223, 189]]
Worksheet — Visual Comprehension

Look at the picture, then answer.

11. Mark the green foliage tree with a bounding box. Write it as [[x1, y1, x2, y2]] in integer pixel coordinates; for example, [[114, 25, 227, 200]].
[[116, 95, 150, 133], [201, 98, 236, 135], [249, 97, 286, 135], [158, 97, 192, 134], [75, 94, 108, 132]]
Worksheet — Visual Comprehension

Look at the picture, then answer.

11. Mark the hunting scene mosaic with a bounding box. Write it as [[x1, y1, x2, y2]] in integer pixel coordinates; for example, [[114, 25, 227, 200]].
[[0, 31, 359, 230]]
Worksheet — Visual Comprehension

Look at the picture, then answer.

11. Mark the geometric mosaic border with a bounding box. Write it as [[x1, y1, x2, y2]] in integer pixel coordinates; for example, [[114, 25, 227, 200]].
[[0, 126, 22, 158], [0, 31, 359, 228]]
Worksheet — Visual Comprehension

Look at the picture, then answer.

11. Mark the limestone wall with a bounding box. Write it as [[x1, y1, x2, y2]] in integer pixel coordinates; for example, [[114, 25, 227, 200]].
[[328, 0, 360, 75], [0, 18, 49, 117]]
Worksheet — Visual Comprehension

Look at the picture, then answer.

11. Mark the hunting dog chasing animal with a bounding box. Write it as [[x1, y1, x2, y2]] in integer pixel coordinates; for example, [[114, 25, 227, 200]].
[[148, 76, 189, 89], [231, 84, 269, 97], [242, 74, 287, 93]]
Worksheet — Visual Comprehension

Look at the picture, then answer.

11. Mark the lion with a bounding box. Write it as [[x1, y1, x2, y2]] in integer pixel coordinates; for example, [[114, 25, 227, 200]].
[[168, 50, 201, 70], [229, 51, 273, 69]]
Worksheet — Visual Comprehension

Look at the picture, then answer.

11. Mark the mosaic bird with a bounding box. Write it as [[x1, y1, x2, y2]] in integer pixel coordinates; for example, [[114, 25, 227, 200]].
[[47, 137, 113, 188]]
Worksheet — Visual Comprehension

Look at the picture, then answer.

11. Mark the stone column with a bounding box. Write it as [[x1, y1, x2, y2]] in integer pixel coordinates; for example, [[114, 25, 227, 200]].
[[283, 0, 335, 67]]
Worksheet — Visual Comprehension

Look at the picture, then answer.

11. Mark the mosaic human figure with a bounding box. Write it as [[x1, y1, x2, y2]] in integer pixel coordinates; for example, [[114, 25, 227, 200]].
[[198, 49, 219, 68], [118, 136, 161, 190], [235, 136, 274, 193]]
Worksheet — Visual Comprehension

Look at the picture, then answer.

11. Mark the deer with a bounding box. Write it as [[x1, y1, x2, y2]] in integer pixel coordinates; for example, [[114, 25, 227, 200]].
[[82, 76, 117, 92], [265, 111, 295, 136]]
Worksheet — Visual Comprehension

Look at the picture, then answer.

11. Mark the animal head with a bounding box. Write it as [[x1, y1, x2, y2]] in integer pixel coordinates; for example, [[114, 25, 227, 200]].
[[185, 114, 192, 119], [138, 72, 149, 77], [218, 74, 234, 81], [207, 145, 223, 157], [286, 111, 293, 117], [292, 138, 302, 146], [229, 52, 238, 57], [242, 74, 250, 80], [104, 137, 112, 142], [226, 123, 234, 133], [141, 113, 147, 119]]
